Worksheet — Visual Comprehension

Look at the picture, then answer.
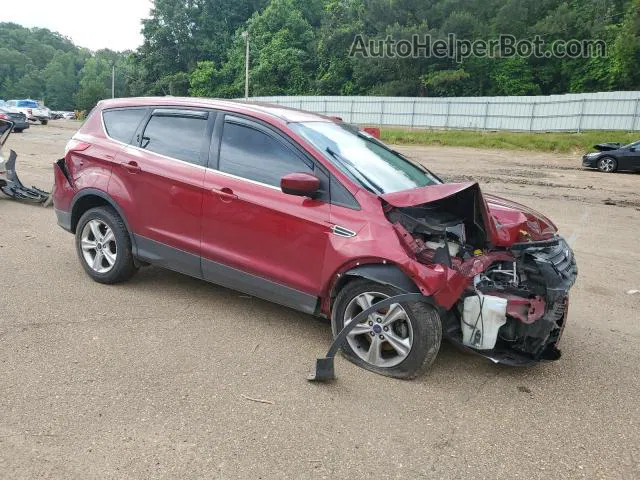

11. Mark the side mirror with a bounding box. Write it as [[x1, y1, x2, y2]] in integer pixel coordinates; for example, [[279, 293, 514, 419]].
[[281, 172, 320, 198]]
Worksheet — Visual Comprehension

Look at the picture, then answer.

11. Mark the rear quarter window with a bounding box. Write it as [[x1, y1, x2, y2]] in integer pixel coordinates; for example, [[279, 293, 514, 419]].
[[103, 108, 148, 144]]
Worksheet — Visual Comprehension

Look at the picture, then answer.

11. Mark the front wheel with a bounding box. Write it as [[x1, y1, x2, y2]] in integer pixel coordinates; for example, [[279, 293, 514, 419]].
[[331, 279, 442, 379], [40, 119, 48, 125], [75, 206, 137, 284], [598, 156, 617, 173]]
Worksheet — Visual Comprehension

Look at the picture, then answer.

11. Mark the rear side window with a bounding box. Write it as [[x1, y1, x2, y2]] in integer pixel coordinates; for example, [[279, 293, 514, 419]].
[[219, 121, 312, 187], [141, 114, 208, 165], [103, 108, 147, 144]]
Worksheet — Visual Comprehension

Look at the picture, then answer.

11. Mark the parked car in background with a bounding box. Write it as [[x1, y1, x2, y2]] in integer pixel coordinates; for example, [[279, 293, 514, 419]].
[[0, 107, 29, 132], [52, 97, 577, 379], [62, 111, 76, 120], [5, 99, 50, 125], [582, 141, 640, 173]]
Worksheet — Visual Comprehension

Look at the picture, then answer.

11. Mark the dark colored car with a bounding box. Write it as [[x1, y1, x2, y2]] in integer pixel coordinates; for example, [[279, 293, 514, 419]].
[[52, 97, 577, 379], [0, 107, 29, 133], [582, 141, 640, 173]]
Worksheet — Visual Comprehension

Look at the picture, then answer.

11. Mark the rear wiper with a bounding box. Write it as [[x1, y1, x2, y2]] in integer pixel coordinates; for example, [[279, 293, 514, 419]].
[[325, 147, 384, 195]]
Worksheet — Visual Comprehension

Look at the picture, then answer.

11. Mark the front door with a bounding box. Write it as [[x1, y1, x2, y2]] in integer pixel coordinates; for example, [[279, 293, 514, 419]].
[[201, 115, 331, 313]]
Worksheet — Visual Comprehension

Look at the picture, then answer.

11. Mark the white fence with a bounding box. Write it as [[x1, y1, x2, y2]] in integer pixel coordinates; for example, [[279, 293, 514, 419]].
[[248, 91, 640, 132]]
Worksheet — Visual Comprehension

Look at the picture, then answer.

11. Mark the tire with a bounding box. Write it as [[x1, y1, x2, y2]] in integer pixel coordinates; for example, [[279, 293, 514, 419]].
[[41, 119, 48, 125], [597, 156, 617, 173], [331, 279, 442, 379], [75, 206, 137, 284]]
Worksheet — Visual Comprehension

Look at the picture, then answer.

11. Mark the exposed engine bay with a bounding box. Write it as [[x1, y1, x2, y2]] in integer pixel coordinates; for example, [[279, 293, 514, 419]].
[[385, 183, 578, 365]]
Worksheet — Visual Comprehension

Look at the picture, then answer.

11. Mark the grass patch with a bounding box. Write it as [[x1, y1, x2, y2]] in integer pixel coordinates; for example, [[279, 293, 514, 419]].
[[380, 129, 640, 154]]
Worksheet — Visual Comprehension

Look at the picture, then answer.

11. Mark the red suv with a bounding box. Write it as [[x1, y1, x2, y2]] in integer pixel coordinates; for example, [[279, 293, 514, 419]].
[[53, 97, 577, 379]]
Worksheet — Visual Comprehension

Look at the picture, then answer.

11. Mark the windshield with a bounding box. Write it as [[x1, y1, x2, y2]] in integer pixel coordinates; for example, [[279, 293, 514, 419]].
[[290, 121, 440, 194], [17, 100, 39, 108]]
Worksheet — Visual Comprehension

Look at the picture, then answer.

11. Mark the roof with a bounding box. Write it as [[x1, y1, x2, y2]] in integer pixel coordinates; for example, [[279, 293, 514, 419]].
[[97, 97, 331, 124]]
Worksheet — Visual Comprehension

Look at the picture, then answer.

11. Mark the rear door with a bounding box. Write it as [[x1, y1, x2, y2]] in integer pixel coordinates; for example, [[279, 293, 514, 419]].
[[108, 107, 213, 277], [200, 114, 331, 312]]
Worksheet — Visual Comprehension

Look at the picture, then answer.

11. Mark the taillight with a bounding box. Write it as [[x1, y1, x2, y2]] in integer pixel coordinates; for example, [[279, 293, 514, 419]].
[[64, 139, 91, 155], [0, 113, 8, 120]]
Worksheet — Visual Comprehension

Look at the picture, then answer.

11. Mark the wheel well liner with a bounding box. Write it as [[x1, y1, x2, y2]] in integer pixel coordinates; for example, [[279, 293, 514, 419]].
[[332, 264, 420, 299]]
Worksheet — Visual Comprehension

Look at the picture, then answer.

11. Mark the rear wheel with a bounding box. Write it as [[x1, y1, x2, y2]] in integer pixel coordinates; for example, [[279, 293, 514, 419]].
[[75, 206, 137, 284], [331, 279, 442, 379], [597, 156, 617, 173]]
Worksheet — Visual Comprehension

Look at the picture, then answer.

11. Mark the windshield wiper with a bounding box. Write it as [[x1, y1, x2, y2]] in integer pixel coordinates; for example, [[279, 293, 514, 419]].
[[325, 147, 384, 195]]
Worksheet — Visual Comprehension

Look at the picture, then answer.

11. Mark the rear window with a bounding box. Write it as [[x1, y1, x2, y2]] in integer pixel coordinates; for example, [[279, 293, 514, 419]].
[[103, 108, 147, 144], [16, 100, 39, 108]]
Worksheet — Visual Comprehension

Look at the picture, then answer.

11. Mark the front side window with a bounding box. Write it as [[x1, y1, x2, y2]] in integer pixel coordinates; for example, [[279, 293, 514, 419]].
[[218, 121, 312, 187], [103, 108, 147, 144], [141, 114, 208, 165], [290, 121, 440, 194]]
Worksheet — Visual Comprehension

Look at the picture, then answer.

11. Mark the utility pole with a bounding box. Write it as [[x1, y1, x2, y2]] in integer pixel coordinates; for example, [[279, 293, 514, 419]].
[[242, 31, 250, 99], [112, 65, 115, 99]]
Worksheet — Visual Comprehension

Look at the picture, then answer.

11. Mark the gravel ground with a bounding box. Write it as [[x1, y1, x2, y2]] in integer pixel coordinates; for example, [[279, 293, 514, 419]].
[[0, 121, 638, 479]]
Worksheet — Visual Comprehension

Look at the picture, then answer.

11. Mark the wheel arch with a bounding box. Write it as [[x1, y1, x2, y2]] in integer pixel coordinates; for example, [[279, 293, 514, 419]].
[[70, 189, 136, 251], [328, 263, 421, 308]]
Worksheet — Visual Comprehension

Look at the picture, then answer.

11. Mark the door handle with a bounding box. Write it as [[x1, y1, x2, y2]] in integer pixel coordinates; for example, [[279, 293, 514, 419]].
[[121, 161, 141, 173], [211, 187, 238, 202]]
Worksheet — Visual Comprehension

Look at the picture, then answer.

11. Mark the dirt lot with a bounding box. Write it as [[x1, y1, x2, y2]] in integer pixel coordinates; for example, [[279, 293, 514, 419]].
[[1, 121, 639, 479]]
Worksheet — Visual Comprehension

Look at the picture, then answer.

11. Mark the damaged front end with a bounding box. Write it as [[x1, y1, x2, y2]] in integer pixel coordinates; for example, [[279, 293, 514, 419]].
[[0, 119, 51, 205], [384, 182, 578, 366]]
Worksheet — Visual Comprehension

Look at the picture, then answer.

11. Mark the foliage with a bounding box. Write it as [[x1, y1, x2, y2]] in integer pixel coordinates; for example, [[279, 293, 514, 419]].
[[1, 0, 639, 111]]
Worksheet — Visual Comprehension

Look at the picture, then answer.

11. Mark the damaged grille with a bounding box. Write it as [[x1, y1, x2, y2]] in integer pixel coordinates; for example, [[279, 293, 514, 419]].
[[522, 238, 577, 294], [542, 240, 575, 277]]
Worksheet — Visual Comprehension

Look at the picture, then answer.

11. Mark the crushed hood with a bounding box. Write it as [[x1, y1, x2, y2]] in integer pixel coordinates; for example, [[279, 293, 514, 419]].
[[593, 142, 623, 152], [381, 182, 557, 247]]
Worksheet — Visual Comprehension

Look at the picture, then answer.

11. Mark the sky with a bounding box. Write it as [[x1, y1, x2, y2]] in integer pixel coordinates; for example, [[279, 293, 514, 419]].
[[1, 0, 154, 51]]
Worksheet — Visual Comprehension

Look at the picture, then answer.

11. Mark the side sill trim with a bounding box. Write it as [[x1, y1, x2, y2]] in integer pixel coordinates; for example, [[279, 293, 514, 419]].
[[132, 234, 319, 315], [133, 234, 202, 279], [202, 258, 319, 315]]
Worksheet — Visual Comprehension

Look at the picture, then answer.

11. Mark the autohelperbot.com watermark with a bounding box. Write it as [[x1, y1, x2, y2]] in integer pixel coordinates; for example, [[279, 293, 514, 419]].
[[349, 34, 607, 63]]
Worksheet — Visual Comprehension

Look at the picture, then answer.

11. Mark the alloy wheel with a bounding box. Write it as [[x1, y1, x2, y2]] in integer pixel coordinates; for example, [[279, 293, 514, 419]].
[[80, 219, 117, 273], [599, 157, 615, 173], [343, 292, 413, 368]]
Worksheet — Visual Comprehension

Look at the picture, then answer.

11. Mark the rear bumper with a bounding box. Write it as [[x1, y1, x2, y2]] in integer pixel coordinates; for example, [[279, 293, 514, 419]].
[[55, 208, 72, 232], [11, 121, 29, 130]]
